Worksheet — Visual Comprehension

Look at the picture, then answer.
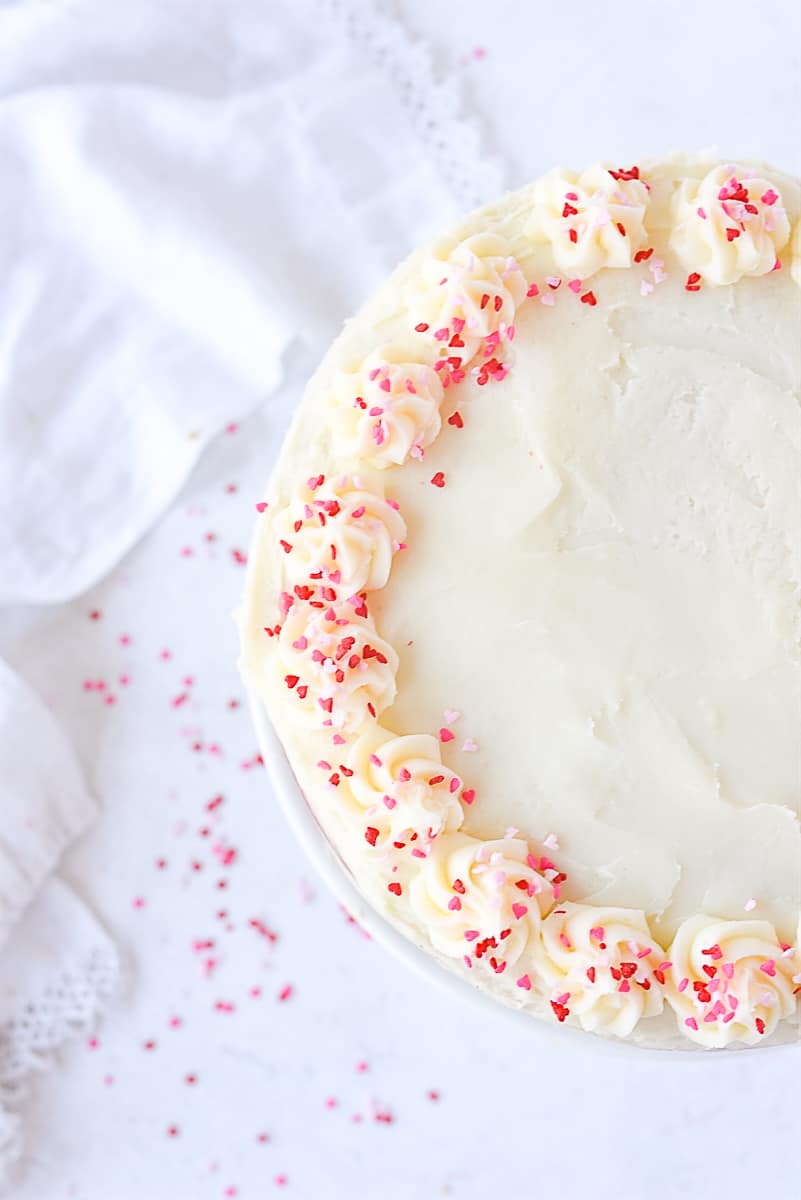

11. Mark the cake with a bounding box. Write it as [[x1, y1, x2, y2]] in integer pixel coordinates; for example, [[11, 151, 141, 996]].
[[240, 155, 801, 1049]]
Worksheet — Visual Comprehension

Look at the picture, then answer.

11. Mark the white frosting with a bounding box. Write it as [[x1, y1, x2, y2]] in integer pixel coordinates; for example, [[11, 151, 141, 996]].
[[670, 165, 791, 286], [330, 343, 444, 468], [242, 156, 801, 1049], [524, 164, 650, 279], [273, 600, 398, 733], [272, 473, 406, 596], [664, 914, 798, 1047], [792, 219, 801, 287], [533, 902, 665, 1037], [409, 233, 528, 366], [409, 833, 552, 970], [340, 724, 464, 847]]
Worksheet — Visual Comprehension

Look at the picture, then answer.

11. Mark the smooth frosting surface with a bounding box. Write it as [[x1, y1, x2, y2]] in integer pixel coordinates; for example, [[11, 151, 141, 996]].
[[241, 155, 801, 1049], [374, 259, 801, 944]]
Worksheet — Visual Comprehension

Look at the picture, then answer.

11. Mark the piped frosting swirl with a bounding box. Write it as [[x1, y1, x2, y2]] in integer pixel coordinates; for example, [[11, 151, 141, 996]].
[[341, 724, 464, 848], [670, 165, 790, 285], [663, 915, 798, 1047], [273, 473, 406, 596], [275, 600, 398, 733], [533, 903, 665, 1037], [409, 833, 553, 972], [330, 343, 444, 468], [524, 163, 650, 278], [410, 233, 527, 375]]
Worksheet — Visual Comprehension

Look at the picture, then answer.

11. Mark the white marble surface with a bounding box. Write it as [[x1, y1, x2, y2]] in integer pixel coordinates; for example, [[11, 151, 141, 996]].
[[4, 2, 801, 1198]]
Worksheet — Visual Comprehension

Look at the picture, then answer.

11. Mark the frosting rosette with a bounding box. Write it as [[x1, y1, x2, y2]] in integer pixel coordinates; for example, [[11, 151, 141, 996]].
[[663, 915, 799, 1048], [274, 600, 398, 733], [410, 233, 527, 371], [272, 473, 406, 596], [524, 163, 650, 278], [409, 832, 553, 973], [533, 903, 665, 1037], [670, 166, 791, 286], [339, 724, 464, 849], [330, 343, 444, 468]]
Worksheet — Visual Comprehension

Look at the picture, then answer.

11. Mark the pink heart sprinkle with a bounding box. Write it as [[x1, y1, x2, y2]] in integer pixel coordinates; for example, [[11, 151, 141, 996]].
[[567, 278, 582, 293], [516, 974, 532, 991], [448, 897, 462, 911], [462, 789, 475, 805], [512, 903, 528, 920]]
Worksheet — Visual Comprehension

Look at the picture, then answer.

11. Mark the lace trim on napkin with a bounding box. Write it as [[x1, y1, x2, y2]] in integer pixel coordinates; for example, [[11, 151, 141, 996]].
[[0, 935, 119, 1190], [316, 0, 506, 210]]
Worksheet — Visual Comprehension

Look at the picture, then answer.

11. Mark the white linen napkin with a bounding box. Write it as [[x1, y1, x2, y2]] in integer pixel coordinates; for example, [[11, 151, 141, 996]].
[[0, 0, 503, 1186], [0, 657, 118, 1176], [0, 661, 97, 950], [0, 0, 498, 607]]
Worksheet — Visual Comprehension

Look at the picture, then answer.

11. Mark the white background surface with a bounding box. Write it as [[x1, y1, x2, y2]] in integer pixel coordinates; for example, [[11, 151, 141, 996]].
[[3, 2, 801, 1198]]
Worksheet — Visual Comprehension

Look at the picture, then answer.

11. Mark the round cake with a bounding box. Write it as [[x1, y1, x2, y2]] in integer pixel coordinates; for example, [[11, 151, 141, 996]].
[[240, 154, 801, 1050]]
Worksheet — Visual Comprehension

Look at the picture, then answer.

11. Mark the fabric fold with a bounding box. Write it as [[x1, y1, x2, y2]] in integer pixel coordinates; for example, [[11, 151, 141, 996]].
[[0, 659, 97, 952]]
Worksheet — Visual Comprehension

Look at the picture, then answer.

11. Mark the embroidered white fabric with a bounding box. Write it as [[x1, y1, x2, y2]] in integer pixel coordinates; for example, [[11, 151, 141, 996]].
[[319, 0, 506, 211], [0, 0, 504, 1190], [0, 656, 118, 1192], [0, 881, 119, 1190]]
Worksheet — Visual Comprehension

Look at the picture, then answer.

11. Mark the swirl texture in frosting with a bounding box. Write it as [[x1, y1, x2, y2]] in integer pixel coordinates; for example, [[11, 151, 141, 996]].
[[533, 903, 665, 1037], [524, 163, 650, 278], [273, 473, 406, 596], [409, 832, 553, 972], [670, 166, 791, 285], [275, 600, 398, 733], [410, 233, 527, 373], [663, 914, 798, 1047], [330, 343, 444, 468], [339, 724, 465, 848]]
